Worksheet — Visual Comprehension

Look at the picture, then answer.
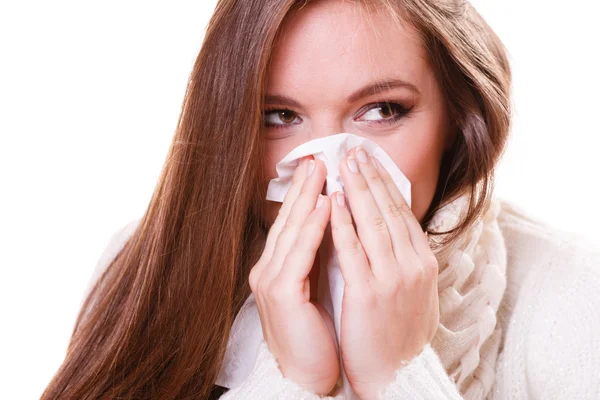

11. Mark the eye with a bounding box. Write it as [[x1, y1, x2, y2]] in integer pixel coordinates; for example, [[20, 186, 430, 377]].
[[356, 102, 412, 125], [263, 108, 301, 128]]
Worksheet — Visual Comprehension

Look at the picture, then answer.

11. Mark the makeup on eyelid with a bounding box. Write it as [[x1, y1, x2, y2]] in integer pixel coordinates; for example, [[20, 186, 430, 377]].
[[263, 101, 414, 131]]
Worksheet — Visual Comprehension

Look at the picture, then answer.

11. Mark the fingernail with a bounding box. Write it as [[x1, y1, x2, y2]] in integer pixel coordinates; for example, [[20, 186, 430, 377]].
[[316, 194, 324, 208], [370, 156, 378, 169], [347, 156, 359, 173], [336, 192, 345, 207], [308, 159, 315, 176], [356, 147, 368, 163]]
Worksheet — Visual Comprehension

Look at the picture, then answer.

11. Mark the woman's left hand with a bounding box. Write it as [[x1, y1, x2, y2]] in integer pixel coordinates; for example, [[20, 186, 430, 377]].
[[329, 146, 440, 400]]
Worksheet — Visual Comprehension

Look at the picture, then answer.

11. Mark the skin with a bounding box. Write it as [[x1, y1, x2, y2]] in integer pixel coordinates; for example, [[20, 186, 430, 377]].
[[249, 0, 452, 397], [263, 0, 454, 227]]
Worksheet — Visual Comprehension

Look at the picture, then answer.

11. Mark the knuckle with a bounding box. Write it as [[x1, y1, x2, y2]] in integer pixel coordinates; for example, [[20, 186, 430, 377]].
[[381, 172, 394, 184], [356, 178, 370, 193], [291, 238, 314, 259], [424, 254, 439, 269], [368, 171, 383, 183], [414, 267, 427, 284], [384, 202, 403, 218], [405, 265, 427, 285], [259, 268, 274, 289], [256, 277, 269, 297], [424, 255, 439, 277], [331, 224, 345, 238], [332, 214, 353, 234], [280, 219, 295, 234], [397, 201, 412, 214], [344, 237, 363, 255], [369, 213, 388, 232]]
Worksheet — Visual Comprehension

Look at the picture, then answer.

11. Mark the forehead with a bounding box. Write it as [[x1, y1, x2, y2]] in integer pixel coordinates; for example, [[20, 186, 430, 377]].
[[267, 0, 429, 98]]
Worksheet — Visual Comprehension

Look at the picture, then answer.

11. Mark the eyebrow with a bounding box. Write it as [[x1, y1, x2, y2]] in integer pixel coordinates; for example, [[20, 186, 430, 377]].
[[264, 78, 419, 108]]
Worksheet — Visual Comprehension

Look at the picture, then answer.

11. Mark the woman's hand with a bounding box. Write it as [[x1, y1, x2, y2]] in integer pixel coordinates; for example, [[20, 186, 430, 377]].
[[329, 146, 440, 400], [248, 157, 340, 396]]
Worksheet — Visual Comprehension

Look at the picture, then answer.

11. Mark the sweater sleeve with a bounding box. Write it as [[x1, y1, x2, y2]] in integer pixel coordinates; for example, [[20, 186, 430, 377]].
[[505, 247, 600, 398], [220, 340, 464, 400], [377, 343, 463, 400], [219, 339, 344, 400], [487, 212, 600, 399]]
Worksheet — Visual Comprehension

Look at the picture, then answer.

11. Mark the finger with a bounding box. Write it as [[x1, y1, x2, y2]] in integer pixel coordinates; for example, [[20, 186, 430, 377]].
[[353, 146, 416, 263], [371, 157, 431, 258], [250, 156, 313, 288], [262, 156, 314, 261], [267, 159, 327, 278], [278, 194, 331, 288], [329, 191, 372, 288], [340, 150, 395, 275]]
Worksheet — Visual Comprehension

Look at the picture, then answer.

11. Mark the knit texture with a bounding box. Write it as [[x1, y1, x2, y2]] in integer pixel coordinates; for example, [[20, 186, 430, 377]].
[[488, 200, 600, 399], [219, 339, 344, 400], [219, 339, 463, 400], [85, 197, 600, 399], [377, 343, 464, 400], [427, 195, 507, 399]]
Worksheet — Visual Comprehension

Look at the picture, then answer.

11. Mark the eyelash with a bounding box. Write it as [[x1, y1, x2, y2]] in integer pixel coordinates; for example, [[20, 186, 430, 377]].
[[262, 101, 413, 129]]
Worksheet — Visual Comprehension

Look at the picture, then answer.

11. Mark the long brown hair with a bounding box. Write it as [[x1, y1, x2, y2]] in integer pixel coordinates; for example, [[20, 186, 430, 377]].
[[42, 0, 510, 398]]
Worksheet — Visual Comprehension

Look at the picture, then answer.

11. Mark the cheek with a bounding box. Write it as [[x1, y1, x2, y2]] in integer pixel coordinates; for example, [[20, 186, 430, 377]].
[[380, 125, 447, 223]]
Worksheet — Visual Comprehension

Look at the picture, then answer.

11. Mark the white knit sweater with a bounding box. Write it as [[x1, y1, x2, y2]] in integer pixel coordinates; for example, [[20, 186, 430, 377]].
[[86, 199, 600, 399]]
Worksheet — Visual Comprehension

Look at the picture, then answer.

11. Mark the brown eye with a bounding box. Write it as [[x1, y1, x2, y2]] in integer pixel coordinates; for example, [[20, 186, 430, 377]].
[[378, 104, 393, 118], [263, 108, 301, 128], [278, 110, 296, 123], [357, 102, 411, 125]]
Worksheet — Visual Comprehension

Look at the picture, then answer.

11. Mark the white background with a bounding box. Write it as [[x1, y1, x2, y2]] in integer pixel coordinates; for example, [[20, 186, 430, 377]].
[[1, 1, 598, 398]]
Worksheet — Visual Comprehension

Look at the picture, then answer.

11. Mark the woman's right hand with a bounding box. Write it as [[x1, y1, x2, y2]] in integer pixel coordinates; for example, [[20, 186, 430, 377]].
[[248, 156, 339, 396]]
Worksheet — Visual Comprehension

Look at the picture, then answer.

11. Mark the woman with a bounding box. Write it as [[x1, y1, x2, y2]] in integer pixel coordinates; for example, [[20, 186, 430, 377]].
[[42, 0, 599, 399]]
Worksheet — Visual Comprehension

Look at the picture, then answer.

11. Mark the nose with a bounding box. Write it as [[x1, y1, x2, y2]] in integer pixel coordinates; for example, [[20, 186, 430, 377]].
[[308, 116, 346, 141]]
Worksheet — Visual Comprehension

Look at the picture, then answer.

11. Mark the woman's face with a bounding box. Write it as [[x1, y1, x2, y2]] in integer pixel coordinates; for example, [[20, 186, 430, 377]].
[[263, 0, 453, 227]]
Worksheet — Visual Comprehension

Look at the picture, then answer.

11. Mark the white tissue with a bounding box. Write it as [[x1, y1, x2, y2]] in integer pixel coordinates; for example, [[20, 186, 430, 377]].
[[216, 133, 412, 399]]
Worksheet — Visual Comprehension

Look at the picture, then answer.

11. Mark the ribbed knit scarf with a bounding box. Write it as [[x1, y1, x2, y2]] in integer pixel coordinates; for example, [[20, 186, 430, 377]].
[[426, 193, 507, 399]]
